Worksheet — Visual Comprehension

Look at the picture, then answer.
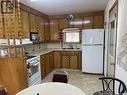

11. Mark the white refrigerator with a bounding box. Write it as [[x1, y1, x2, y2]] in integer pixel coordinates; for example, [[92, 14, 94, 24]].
[[82, 29, 104, 74]]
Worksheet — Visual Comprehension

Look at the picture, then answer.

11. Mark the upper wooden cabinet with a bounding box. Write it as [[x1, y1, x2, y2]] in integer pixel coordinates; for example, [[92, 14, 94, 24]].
[[21, 10, 29, 38], [36, 16, 45, 42], [44, 19, 50, 42], [29, 13, 37, 32], [59, 19, 69, 31], [93, 15, 104, 29], [83, 16, 93, 29], [61, 51, 81, 69], [50, 19, 59, 42]]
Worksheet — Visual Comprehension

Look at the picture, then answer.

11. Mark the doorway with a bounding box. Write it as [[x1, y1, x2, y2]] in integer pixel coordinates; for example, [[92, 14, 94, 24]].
[[107, 2, 118, 77]]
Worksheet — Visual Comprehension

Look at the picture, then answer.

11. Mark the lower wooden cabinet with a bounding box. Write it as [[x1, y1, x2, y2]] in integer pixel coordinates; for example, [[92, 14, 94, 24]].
[[40, 52, 54, 79], [61, 51, 81, 69], [49, 52, 54, 71], [40, 55, 46, 79], [61, 55, 70, 69], [40, 51, 82, 79], [53, 51, 61, 68]]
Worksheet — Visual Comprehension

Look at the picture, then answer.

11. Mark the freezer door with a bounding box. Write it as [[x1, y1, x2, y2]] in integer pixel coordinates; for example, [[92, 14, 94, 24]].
[[82, 29, 104, 45], [82, 45, 103, 74]]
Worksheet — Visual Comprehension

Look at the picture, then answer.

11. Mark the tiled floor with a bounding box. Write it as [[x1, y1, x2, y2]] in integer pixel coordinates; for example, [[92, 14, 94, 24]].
[[42, 69, 104, 95]]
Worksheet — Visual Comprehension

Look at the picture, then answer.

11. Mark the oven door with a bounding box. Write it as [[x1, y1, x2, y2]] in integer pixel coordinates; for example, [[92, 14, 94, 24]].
[[28, 62, 41, 86]]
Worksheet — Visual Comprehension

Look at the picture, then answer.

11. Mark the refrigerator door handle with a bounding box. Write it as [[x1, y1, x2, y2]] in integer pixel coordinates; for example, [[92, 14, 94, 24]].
[[83, 44, 103, 46]]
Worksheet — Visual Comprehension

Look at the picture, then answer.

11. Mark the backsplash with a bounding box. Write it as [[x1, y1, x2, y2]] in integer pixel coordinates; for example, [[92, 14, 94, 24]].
[[24, 42, 82, 54], [47, 43, 82, 49], [24, 43, 47, 54]]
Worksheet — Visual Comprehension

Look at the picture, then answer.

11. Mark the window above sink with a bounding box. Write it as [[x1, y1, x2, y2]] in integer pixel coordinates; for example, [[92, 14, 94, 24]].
[[62, 28, 81, 43]]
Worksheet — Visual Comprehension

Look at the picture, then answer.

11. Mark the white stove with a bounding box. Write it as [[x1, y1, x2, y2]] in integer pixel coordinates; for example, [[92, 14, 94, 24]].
[[26, 56, 41, 86]]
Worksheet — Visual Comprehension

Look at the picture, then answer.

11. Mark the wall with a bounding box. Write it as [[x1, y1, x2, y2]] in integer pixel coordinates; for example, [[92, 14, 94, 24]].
[[105, 0, 127, 93], [115, 0, 127, 92]]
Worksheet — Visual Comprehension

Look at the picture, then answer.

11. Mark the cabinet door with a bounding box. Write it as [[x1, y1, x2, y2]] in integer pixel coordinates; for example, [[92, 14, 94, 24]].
[[59, 19, 69, 31], [39, 19, 45, 42], [40, 55, 46, 79], [93, 15, 104, 29], [70, 55, 78, 69], [83, 16, 93, 29], [61, 55, 70, 69], [49, 52, 54, 71], [29, 13, 37, 32], [44, 20, 50, 42], [78, 52, 82, 69], [45, 54, 50, 75], [21, 10, 29, 38], [0, 16, 4, 38], [50, 19, 59, 42], [54, 51, 61, 68], [36, 17, 45, 42]]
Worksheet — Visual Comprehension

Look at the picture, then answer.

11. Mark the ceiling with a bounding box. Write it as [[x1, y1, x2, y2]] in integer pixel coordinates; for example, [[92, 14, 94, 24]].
[[20, 0, 108, 15]]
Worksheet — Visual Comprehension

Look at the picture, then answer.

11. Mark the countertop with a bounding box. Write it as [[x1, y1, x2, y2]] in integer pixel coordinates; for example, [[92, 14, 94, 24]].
[[28, 48, 82, 56]]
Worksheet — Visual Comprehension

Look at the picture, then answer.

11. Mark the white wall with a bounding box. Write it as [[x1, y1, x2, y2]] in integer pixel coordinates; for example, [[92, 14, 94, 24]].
[[115, 0, 127, 92], [105, 0, 127, 93]]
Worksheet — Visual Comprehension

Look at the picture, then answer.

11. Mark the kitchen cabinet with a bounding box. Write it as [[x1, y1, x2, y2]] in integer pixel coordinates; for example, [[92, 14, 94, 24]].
[[61, 51, 81, 69], [44, 19, 50, 42], [40, 55, 46, 79], [61, 55, 70, 69], [49, 52, 54, 71], [53, 51, 61, 68], [29, 13, 37, 32], [45, 53, 50, 75], [40, 54, 50, 78], [40, 52, 54, 79], [83, 16, 93, 29], [36, 16, 45, 42], [21, 10, 29, 38], [50, 19, 59, 42], [59, 19, 69, 31], [93, 15, 104, 29]]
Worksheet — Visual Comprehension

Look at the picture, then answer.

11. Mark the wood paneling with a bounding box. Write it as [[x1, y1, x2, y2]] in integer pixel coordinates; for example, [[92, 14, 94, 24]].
[[0, 16, 4, 38], [0, 58, 28, 95]]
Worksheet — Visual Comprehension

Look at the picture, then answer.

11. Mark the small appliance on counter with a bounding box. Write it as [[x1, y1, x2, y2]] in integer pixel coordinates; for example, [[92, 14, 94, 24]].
[[30, 32, 39, 43]]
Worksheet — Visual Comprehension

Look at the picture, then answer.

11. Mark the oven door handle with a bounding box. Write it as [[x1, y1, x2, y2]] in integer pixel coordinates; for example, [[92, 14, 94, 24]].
[[32, 63, 39, 66]]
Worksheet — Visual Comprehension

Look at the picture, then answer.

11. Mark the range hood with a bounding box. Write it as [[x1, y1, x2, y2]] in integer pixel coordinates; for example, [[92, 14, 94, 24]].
[[0, 38, 33, 46]]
